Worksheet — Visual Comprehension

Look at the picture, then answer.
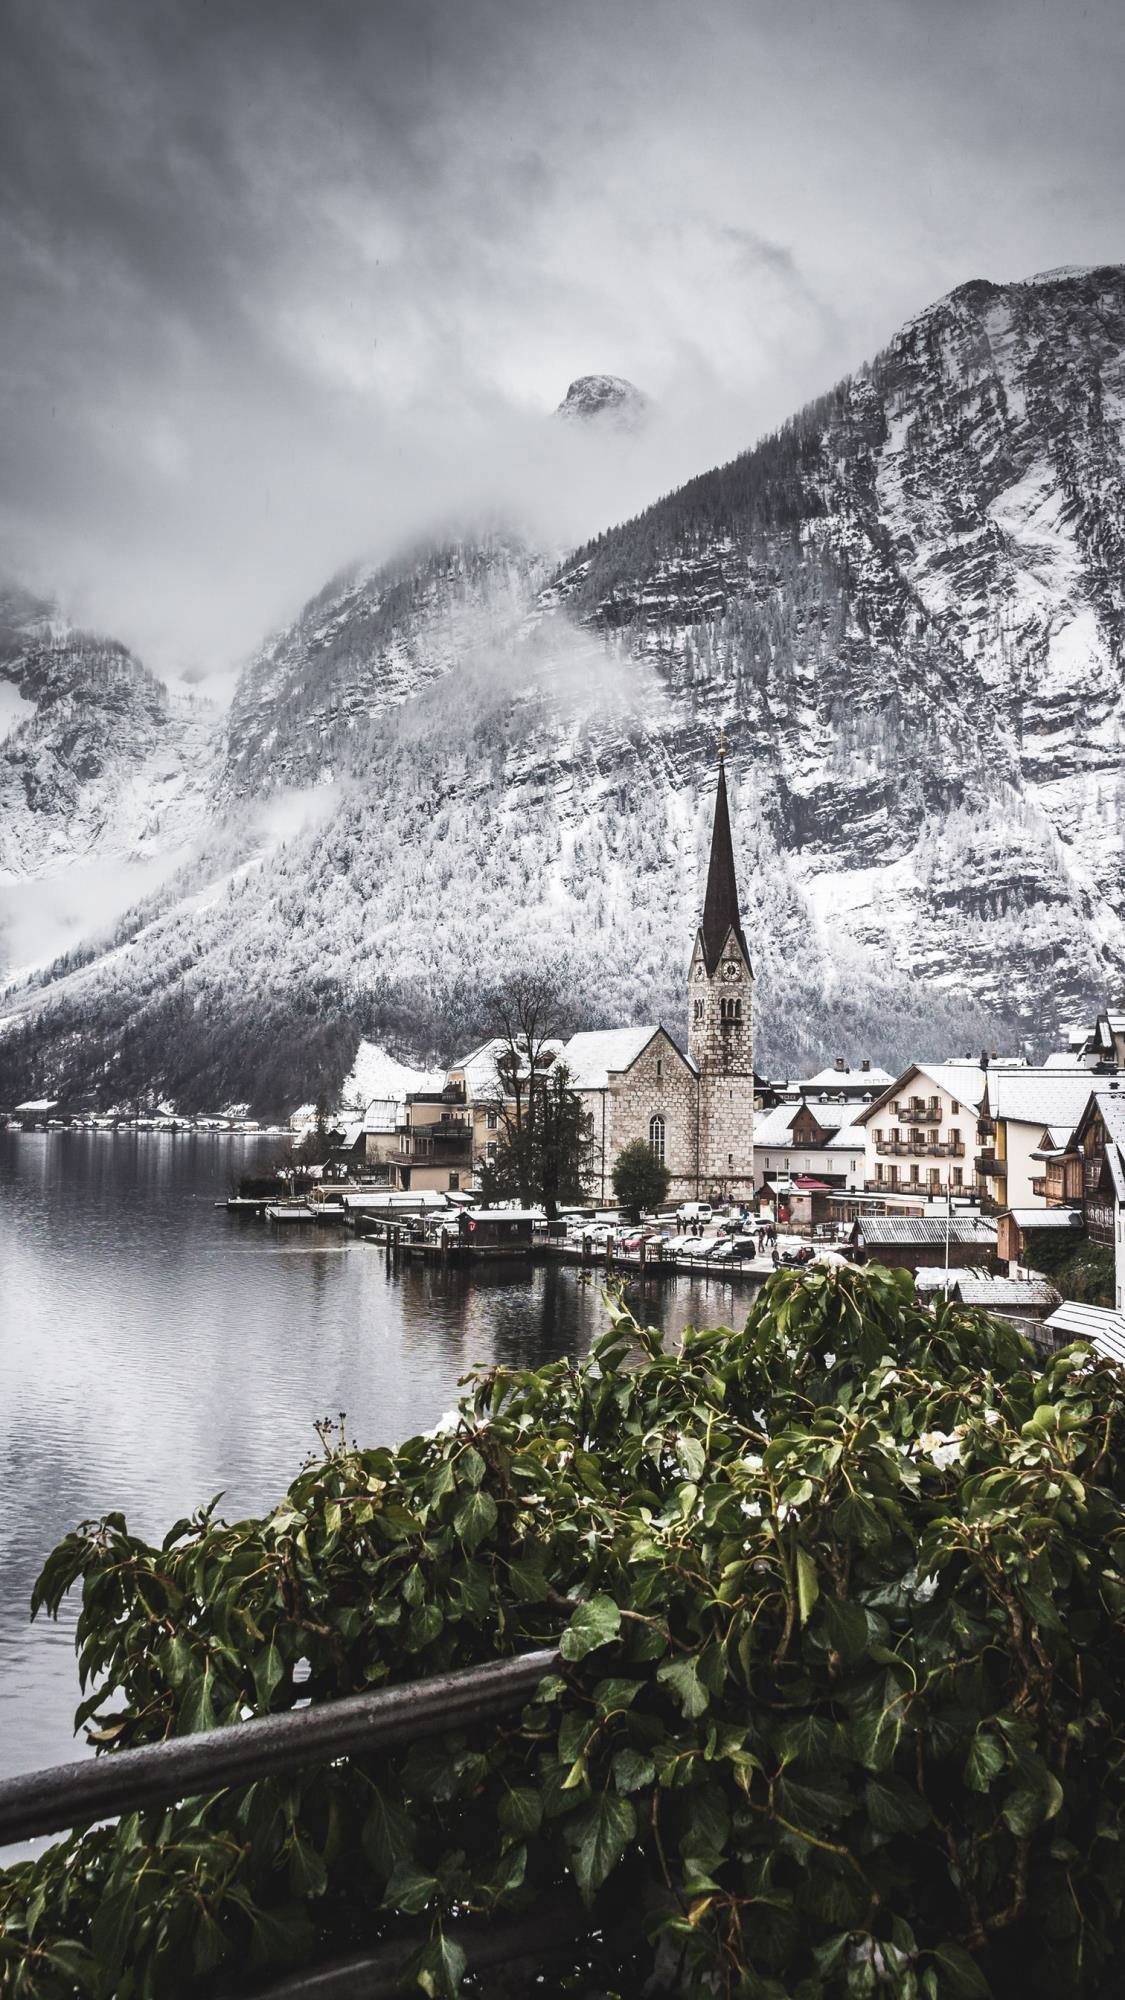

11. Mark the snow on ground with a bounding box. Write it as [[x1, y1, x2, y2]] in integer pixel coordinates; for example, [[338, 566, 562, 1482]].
[[339, 1040, 445, 1111]]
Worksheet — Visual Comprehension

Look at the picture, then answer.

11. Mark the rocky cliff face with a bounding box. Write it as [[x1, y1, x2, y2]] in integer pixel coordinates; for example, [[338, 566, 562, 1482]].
[[555, 374, 649, 429], [0, 583, 215, 893], [555, 265, 1125, 1023], [221, 534, 542, 798], [2, 269, 1124, 1110]]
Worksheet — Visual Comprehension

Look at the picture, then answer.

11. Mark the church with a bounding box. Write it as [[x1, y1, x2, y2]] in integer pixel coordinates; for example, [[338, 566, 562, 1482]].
[[560, 749, 756, 1203]]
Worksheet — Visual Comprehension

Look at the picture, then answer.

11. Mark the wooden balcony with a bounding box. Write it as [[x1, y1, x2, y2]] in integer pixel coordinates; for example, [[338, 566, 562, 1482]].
[[899, 1102, 941, 1124]]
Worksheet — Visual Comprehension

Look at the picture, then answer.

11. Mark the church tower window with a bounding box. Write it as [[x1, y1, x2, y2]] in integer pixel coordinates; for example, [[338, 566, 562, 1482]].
[[649, 1114, 665, 1163]]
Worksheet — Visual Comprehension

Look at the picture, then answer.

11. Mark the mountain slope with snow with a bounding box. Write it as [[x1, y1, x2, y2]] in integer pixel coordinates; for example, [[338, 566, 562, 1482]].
[[2, 270, 1124, 1108]]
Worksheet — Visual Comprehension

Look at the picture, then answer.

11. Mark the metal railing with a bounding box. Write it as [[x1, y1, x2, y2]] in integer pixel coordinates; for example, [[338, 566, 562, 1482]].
[[0, 1649, 560, 1849]]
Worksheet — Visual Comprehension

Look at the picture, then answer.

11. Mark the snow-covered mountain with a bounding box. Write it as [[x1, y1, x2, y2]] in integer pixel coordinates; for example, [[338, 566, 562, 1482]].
[[555, 374, 650, 430], [2, 267, 1124, 1112], [0, 582, 218, 979]]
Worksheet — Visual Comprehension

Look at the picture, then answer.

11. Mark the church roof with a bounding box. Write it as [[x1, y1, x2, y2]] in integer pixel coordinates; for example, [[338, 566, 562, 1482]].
[[698, 757, 751, 976], [560, 1026, 694, 1090]]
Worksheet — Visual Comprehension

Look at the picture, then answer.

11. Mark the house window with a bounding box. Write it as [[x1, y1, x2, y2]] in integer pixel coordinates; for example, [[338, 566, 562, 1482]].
[[448, 1172, 459, 1190], [720, 997, 742, 1023], [910, 1165, 920, 1184], [486, 1111, 497, 1131], [649, 1114, 666, 1164], [486, 1142, 497, 1161], [876, 1163, 884, 1183], [928, 1168, 939, 1189], [953, 1167, 963, 1188]]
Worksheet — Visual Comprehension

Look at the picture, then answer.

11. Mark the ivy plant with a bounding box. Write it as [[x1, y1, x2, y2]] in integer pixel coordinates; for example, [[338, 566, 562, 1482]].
[[2, 1267, 1125, 1998]]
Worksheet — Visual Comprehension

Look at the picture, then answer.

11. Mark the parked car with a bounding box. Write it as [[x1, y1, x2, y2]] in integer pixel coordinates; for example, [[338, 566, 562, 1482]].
[[708, 1236, 759, 1262]]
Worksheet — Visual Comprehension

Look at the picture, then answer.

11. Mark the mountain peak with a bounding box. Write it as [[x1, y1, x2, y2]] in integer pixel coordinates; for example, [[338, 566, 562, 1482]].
[[555, 374, 649, 430]]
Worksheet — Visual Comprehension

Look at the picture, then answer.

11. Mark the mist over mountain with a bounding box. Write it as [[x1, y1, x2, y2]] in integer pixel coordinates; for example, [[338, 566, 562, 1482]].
[[555, 375, 650, 430], [2, 268, 1124, 1112]]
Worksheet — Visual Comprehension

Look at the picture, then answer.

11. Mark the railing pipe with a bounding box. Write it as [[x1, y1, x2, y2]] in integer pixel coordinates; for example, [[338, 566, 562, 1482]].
[[0, 1648, 561, 1848]]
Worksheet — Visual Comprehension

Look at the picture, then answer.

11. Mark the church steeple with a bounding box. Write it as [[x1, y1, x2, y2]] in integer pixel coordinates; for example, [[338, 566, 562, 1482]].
[[699, 745, 751, 975], [688, 737, 755, 1198]]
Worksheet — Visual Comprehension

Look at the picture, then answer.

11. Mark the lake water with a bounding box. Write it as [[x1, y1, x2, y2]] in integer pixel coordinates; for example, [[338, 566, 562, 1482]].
[[0, 1132, 758, 1788]]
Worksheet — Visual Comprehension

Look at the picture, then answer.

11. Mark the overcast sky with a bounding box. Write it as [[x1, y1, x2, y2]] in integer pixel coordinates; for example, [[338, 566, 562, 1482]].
[[2, 0, 1123, 680]]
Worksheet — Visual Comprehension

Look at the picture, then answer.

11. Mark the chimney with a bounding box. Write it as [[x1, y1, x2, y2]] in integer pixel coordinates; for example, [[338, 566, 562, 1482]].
[[834, 1057, 846, 1072], [860, 1059, 870, 1072]]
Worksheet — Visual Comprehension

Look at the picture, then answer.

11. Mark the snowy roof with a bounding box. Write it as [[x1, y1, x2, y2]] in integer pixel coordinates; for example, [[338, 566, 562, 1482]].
[[753, 1102, 862, 1147], [465, 1207, 542, 1224], [561, 1026, 692, 1090], [1003, 1207, 1084, 1230], [795, 1065, 894, 1091], [450, 1037, 566, 1097], [362, 1098, 402, 1131], [952, 1276, 1062, 1309], [828, 1125, 866, 1150], [854, 1216, 997, 1246], [1044, 1301, 1125, 1368], [15, 1098, 58, 1112], [914, 1265, 991, 1293], [1044, 1050, 1095, 1069], [753, 1104, 800, 1146], [1092, 1089, 1125, 1150], [985, 1068, 1095, 1130], [857, 1065, 986, 1123]]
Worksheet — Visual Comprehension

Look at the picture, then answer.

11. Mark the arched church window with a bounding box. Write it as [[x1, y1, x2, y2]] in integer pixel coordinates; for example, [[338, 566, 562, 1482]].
[[720, 997, 743, 1024], [693, 999, 704, 1022], [649, 1114, 666, 1164]]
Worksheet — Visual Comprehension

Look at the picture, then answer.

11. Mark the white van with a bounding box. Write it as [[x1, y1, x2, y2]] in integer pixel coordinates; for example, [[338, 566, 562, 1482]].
[[677, 1201, 713, 1224]]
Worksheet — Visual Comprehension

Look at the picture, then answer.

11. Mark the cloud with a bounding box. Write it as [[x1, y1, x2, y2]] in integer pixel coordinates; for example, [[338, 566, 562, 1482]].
[[0, 0, 1122, 680]]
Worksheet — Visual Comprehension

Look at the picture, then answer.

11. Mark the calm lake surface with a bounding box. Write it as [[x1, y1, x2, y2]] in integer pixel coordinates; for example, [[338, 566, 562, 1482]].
[[0, 1132, 757, 1786]]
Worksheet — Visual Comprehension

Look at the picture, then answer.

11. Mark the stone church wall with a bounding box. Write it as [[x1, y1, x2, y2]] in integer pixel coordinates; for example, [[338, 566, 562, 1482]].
[[607, 1030, 699, 1201]]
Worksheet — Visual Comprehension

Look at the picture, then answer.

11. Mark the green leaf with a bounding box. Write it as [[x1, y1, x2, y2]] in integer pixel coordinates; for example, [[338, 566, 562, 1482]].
[[560, 1593, 621, 1661], [253, 1640, 285, 1709], [928, 1941, 991, 1997], [613, 1747, 656, 1793], [498, 1787, 543, 1838], [963, 1731, 1006, 1793], [362, 1787, 416, 1876], [657, 1653, 709, 1719], [459, 1445, 486, 1489], [1003, 1773, 1064, 1836], [419, 1931, 468, 1999], [383, 1860, 438, 1915], [453, 1488, 498, 1551], [179, 1659, 217, 1735], [820, 1594, 870, 1662], [593, 1675, 644, 1713], [567, 1791, 636, 1903], [405, 1601, 444, 1650], [795, 1545, 820, 1624], [507, 1554, 549, 1601], [865, 1774, 931, 1835]]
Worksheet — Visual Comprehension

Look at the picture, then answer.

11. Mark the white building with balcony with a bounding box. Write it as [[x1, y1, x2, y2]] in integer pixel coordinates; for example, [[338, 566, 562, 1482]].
[[856, 1065, 986, 1197]]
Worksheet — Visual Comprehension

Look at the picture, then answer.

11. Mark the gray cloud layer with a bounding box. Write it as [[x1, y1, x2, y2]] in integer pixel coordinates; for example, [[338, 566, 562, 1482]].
[[1, 0, 1123, 678]]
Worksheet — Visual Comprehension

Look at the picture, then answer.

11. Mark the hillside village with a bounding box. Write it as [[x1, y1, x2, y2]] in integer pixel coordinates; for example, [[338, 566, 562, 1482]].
[[276, 760, 1125, 1364], [13, 749, 1125, 1357]]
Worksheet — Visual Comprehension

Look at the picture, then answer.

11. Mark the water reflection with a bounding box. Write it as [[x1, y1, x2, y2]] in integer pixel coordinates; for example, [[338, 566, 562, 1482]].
[[0, 1133, 756, 1779]]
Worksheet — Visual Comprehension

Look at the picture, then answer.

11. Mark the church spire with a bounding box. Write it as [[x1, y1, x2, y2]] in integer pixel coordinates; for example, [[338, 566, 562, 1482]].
[[699, 742, 750, 975]]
